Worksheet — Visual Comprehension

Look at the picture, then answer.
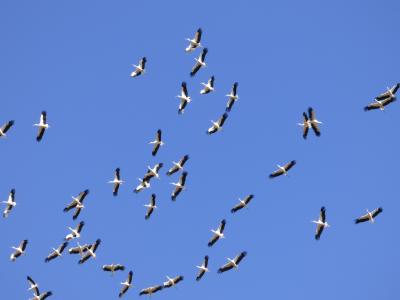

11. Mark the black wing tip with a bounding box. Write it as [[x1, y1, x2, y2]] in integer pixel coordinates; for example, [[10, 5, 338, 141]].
[[41, 110, 47, 115], [142, 57, 147, 62], [230, 208, 236, 213], [363, 106, 370, 111], [354, 219, 360, 224]]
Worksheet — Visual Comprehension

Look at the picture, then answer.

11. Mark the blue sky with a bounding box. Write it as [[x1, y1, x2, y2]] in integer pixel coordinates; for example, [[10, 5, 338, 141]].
[[1, 0, 399, 299]]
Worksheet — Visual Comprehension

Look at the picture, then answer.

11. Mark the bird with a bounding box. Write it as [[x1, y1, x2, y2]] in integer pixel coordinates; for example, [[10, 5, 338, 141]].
[[312, 206, 330, 240], [139, 285, 163, 296], [102, 264, 126, 274], [185, 28, 202, 52], [190, 48, 208, 77], [30, 291, 53, 300], [355, 207, 383, 224], [225, 82, 239, 112], [196, 255, 209, 281], [130, 57, 146, 77], [78, 239, 101, 264], [298, 112, 310, 139], [208, 219, 226, 247], [231, 194, 254, 213], [2, 188, 16, 218], [108, 168, 124, 196], [171, 171, 188, 201], [218, 251, 247, 273], [27, 276, 40, 296], [10, 239, 28, 261], [364, 97, 396, 111], [34, 111, 49, 142], [45, 242, 68, 263], [166, 155, 189, 176], [149, 129, 164, 156], [0, 120, 14, 138], [269, 160, 296, 178], [119, 270, 133, 298], [65, 221, 85, 241], [143, 163, 164, 182], [375, 83, 399, 100], [163, 275, 184, 288], [207, 112, 228, 135], [134, 178, 151, 194], [298, 107, 322, 138], [63, 189, 89, 220], [200, 76, 215, 94], [68, 242, 91, 255], [177, 81, 192, 114], [145, 194, 157, 220]]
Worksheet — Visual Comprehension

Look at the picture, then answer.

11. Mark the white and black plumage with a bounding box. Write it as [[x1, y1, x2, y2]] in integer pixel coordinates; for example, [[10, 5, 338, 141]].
[[108, 168, 124, 196], [103, 264, 126, 274], [45, 242, 68, 263], [139, 285, 163, 296], [200, 76, 215, 94], [196, 255, 209, 281], [208, 219, 226, 247], [190, 48, 208, 77], [171, 171, 188, 201], [143, 163, 164, 182], [119, 271, 133, 298], [0, 120, 14, 138], [145, 194, 157, 220], [27, 276, 40, 296], [134, 178, 151, 193], [68, 243, 91, 255], [30, 291, 53, 300], [231, 194, 254, 213], [2, 188, 16, 218], [218, 251, 247, 273], [312, 206, 330, 240], [65, 221, 85, 241], [185, 28, 202, 52], [131, 57, 146, 77], [375, 83, 399, 100], [149, 129, 165, 156], [163, 275, 184, 288], [63, 189, 89, 220], [225, 82, 239, 112], [355, 207, 383, 224], [34, 111, 49, 142], [298, 108, 322, 138], [207, 112, 228, 135], [166, 155, 189, 176], [269, 160, 296, 178], [177, 82, 191, 114], [10, 239, 28, 261], [78, 239, 101, 264], [364, 96, 396, 111]]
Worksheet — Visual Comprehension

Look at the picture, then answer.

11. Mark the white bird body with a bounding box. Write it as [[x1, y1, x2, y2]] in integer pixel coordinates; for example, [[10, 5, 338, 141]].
[[200, 78, 215, 94]]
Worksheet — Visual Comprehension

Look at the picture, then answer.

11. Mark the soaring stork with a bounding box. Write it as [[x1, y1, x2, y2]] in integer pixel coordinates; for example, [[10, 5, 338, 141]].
[[207, 112, 228, 135], [312, 206, 330, 240], [177, 81, 191, 114], [119, 270, 133, 298], [63, 189, 89, 220], [298, 107, 322, 139], [102, 264, 126, 274], [2, 188, 16, 218], [225, 82, 239, 112], [45, 242, 68, 263], [109, 168, 124, 196], [130, 57, 146, 77], [171, 171, 188, 201], [145, 194, 157, 220], [217, 251, 247, 273], [196, 255, 209, 281], [10, 239, 28, 261], [0, 120, 14, 138], [375, 83, 399, 100], [139, 285, 163, 296], [68, 242, 91, 255], [231, 194, 254, 213], [30, 291, 53, 300], [185, 28, 202, 52], [34, 111, 49, 142], [355, 207, 383, 224], [364, 96, 396, 111], [149, 129, 164, 156], [269, 160, 296, 178], [27, 276, 40, 296], [143, 163, 164, 182], [166, 155, 189, 176], [208, 219, 226, 247], [200, 76, 215, 94], [65, 221, 85, 241], [163, 275, 184, 288], [134, 178, 151, 193], [190, 48, 208, 77], [78, 239, 101, 264]]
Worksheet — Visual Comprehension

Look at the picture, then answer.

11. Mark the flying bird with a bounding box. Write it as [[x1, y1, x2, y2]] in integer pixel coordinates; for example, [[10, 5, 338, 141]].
[[130, 57, 146, 77], [103, 264, 126, 274], [134, 178, 151, 193], [312, 206, 330, 240], [119, 270, 133, 298], [208, 219, 226, 247], [145, 194, 157, 220], [185, 28, 202, 52], [364, 97, 396, 111], [200, 76, 215, 94], [355, 207, 383, 224], [68, 242, 91, 255], [108, 168, 124, 196], [298, 108, 322, 138], [45, 242, 68, 263], [0, 120, 14, 138], [196, 255, 209, 281], [143, 163, 163, 182], [225, 82, 239, 112], [78, 239, 101, 264], [269, 160, 296, 178], [65, 221, 85, 241], [30, 291, 53, 300], [163, 275, 184, 288], [207, 112, 228, 135], [149, 129, 164, 156], [34, 111, 49, 142], [27, 276, 40, 296], [166, 155, 189, 176], [375, 83, 399, 100], [190, 48, 208, 77], [10, 239, 28, 261], [63, 189, 89, 220], [2, 188, 16, 218], [231, 194, 254, 213], [171, 171, 188, 201], [218, 251, 247, 273], [177, 82, 191, 114], [139, 285, 163, 296]]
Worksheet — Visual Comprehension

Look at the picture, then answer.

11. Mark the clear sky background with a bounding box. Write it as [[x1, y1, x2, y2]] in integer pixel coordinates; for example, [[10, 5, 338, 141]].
[[1, 0, 399, 299]]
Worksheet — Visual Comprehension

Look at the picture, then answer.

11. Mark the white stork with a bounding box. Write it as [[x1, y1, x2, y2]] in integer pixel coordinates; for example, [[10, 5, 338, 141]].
[[225, 82, 239, 112], [207, 112, 228, 135], [102, 263, 126, 274], [217, 251, 247, 273], [312, 206, 330, 240], [208, 219, 226, 247], [0, 120, 14, 138], [139, 285, 163, 296], [108, 168, 124, 196], [119, 270, 133, 298], [177, 81, 191, 114], [78, 239, 101, 264], [68, 242, 91, 255], [134, 178, 151, 194], [196, 255, 209, 281], [355, 207, 383, 224], [30, 291, 53, 300], [27, 276, 40, 296], [269, 160, 296, 178], [166, 155, 189, 176], [10, 239, 28, 261], [298, 107, 322, 139], [34, 111, 49, 142], [375, 83, 399, 100], [45, 242, 68, 263], [364, 97, 396, 111], [171, 171, 188, 201], [185, 28, 202, 52], [149, 129, 165, 156], [63, 189, 89, 220], [65, 221, 85, 241], [2, 188, 16, 218], [190, 48, 208, 77], [130, 57, 146, 77], [231, 194, 254, 213], [200, 76, 215, 94], [163, 275, 184, 288], [145, 194, 157, 220], [143, 163, 163, 182]]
